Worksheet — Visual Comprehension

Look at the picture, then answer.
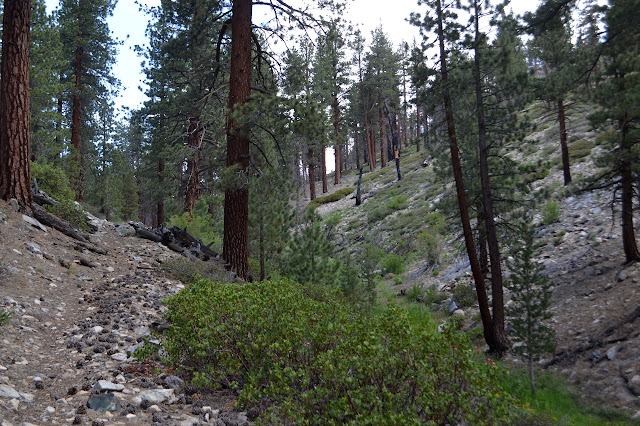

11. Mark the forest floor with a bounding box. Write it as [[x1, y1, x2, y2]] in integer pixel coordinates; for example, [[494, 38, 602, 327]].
[[0, 202, 249, 425]]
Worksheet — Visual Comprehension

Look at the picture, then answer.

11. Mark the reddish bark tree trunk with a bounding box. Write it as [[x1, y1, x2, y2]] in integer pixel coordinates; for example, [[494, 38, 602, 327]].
[[0, 0, 31, 209], [435, 0, 496, 352], [223, 0, 252, 281], [558, 98, 571, 185], [473, 0, 508, 353], [185, 115, 202, 214]]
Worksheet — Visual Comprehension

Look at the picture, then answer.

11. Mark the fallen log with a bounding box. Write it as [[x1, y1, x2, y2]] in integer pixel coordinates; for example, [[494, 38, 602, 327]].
[[32, 204, 91, 244], [135, 228, 162, 242]]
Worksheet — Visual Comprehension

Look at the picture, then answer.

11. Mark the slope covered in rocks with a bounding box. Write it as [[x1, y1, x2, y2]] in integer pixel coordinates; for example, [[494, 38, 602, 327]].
[[0, 205, 248, 425]]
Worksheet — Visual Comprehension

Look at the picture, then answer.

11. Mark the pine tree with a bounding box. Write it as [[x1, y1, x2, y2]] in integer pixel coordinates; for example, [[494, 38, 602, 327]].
[[0, 0, 32, 209], [506, 217, 555, 395]]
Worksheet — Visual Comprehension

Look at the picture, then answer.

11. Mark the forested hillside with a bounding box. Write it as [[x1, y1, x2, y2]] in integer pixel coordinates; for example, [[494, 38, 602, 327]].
[[1, 0, 640, 424]]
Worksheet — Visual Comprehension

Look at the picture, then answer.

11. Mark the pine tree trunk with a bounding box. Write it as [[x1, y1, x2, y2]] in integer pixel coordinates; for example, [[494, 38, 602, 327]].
[[379, 108, 386, 168], [558, 98, 572, 185], [157, 159, 165, 226], [354, 130, 361, 170], [333, 89, 341, 185], [185, 115, 202, 214], [435, 0, 496, 352], [473, 0, 507, 353], [223, 0, 252, 281], [620, 116, 640, 262], [321, 146, 327, 193], [416, 105, 421, 152], [72, 43, 83, 201], [308, 147, 316, 200], [0, 0, 32, 210]]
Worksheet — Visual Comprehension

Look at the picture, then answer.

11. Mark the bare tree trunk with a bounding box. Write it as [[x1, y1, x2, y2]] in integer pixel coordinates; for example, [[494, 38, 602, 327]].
[[333, 91, 341, 185], [223, 0, 252, 281], [321, 145, 327, 193], [620, 116, 640, 262], [308, 147, 316, 200], [558, 98, 572, 185], [185, 115, 202, 214], [379, 108, 387, 168], [0, 0, 32, 210], [157, 159, 165, 226], [354, 129, 361, 170], [472, 0, 507, 353], [416, 104, 421, 152], [435, 0, 496, 352], [72, 42, 83, 201]]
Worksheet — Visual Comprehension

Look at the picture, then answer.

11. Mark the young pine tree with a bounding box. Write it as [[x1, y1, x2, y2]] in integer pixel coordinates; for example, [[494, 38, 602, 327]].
[[506, 218, 555, 395]]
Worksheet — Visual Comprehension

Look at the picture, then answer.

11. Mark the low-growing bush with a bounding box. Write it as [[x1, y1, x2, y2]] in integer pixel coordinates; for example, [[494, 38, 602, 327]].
[[568, 140, 594, 160], [307, 187, 355, 210], [380, 253, 405, 275], [0, 309, 11, 326], [158, 278, 515, 424], [541, 201, 560, 225], [452, 284, 477, 309], [45, 200, 89, 232], [31, 162, 75, 201], [386, 194, 409, 211], [162, 257, 230, 284]]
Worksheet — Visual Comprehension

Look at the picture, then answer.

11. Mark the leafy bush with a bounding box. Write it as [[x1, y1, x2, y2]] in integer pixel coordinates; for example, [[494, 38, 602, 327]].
[[405, 283, 423, 302], [452, 284, 477, 309], [416, 229, 443, 266], [45, 200, 89, 232], [159, 278, 515, 424], [380, 253, 405, 275], [541, 201, 560, 225], [162, 257, 229, 284], [568, 140, 594, 160], [386, 195, 409, 211], [424, 284, 447, 305], [307, 187, 355, 210], [31, 162, 76, 201], [168, 197, 221, 250], [0, 309, 11, 326]]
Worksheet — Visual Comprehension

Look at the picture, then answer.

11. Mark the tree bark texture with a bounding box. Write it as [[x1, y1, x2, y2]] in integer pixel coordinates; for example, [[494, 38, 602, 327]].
[[379, 108, 386, 168], [416, 104, 421, 152], [0, 0, 32, 209], [620, 116, 640, 262], [185, 115, 202, 214], [308, 147, 316, 200], [333, 91, 341, 185], [223, 0, 252, 281], [558, 98, 572, 185], [435, 0, 496, 352], [321, 144, 327, 193], [473, 0, 508, 353]]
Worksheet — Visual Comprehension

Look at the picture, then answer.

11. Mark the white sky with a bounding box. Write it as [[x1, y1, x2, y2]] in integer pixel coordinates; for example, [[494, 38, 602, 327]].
[[43, 0, 539, 112]]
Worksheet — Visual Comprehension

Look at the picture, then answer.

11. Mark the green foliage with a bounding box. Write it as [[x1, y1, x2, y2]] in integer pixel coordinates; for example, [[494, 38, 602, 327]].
[[160, 278, 515, 424], [281, 210, 336, 287], [405, 284, 423, 303], [452, 284, 477, 309], [324, 212, 342, 240], [424, 284, 447, 305], [416, 229, 443, 266], [168, 197, 221, 250], [162, 257, 229, 285], [568, 140, 594, 160], [336, 255, 375, 310], [45, 200, 89, 232], [541, 201, 560, 225], [0, 309, 11, 327], [380, 253, 405, 275], [506, 218, 555, 395], [386, 195, 409, 211], [31, 162, 75, 201], [504, 369, 634, 425], [307, 187, 354, 210]]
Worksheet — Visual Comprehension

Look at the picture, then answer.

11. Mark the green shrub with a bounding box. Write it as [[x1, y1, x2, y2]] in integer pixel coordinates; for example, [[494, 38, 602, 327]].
[[380, 253, 405, 275], [386, 195, 409, 211], [541, 201, 560, 225], [368, 207, 390, 223], [162, 257, 229, 284], [307, 188, 355, 210], [45, 200, 89, 232], [416, 229, 443, 266], [31, 162, 75, 201], [568, 140, 594, 160], [405, 283, 423, 302], [452, 284, 476, 309], [424, 284, 447, 305], [168, 197, 221, 249], [159, 278, 515, 424], [0, 309, 11, 326]]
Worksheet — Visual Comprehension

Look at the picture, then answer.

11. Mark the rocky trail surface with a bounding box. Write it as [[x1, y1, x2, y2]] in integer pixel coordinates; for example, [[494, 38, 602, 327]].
[[0, 201, 249, 426]]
